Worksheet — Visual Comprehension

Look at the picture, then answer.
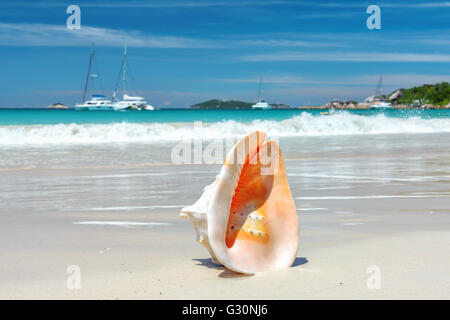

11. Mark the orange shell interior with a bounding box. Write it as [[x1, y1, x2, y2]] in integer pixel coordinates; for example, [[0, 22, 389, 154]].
[[225, 142, 274, 248]]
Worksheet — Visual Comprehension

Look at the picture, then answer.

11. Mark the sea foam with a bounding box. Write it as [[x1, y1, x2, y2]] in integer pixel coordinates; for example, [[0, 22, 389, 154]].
[[1, 112, 450, 146]]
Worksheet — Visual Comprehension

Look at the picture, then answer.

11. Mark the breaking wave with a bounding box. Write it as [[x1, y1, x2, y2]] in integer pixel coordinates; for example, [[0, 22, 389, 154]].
[[1, 112, 450, 146]]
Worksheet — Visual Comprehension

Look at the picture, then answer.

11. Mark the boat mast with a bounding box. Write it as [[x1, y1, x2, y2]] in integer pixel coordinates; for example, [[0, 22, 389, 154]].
[[82, 45, 94, 103], [257, 77, 262, 102], [122, 43, 127, 94], [375, 73, 384, 97]]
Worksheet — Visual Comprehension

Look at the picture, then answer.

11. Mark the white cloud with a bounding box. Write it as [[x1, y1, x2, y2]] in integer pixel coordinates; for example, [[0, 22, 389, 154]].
[[273, 86, 373, 97], [386, 1, 450, 8], [295, 12, 357, 20], [0, 23, 214, 48], [218, 76, 333, 85], [1, 22, 448, 51], [354, 74, 450, 86], [306, 1, 450, 8], [240, 51, 450, 62], [0, 1, 305, 8], [81, 0, 298, 8], [236, 39, 345, 47], [217, 73, 450, 87], [0, 23, 346, 49], [2, 1, 450, 9]]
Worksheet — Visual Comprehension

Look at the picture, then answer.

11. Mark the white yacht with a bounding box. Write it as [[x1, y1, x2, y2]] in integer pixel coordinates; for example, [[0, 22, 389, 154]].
[[370, 100, 392, 109], [369, 73, 393, 109], [75, 94, 116, 111], [112, 44, 154, 111], [75, 47, 115, 111], [252, 100, 272, 109], [251, 77, 272, 110], [113, 94, 154, 111]]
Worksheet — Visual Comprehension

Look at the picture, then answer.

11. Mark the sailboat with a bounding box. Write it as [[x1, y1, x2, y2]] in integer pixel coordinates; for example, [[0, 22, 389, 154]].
[[370, 73, 392, 109], [251, 77, 271, 110], [75, 47, 115, 111], [112, 44, 154, 111]]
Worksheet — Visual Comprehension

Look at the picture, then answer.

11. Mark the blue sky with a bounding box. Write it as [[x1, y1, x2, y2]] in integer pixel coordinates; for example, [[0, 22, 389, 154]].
[[0, 0, 449, 108]]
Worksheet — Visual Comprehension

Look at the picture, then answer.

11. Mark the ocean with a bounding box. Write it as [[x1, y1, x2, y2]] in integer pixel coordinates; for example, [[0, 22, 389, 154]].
[[1, 107, 449, 170], [1, 109, 450, 147]]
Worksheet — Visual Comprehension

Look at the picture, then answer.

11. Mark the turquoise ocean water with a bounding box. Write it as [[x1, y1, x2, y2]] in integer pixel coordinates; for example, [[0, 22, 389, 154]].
[[1, 108, 450, 125], [1, 108, 450, 169], [1, 108, 450, 146]]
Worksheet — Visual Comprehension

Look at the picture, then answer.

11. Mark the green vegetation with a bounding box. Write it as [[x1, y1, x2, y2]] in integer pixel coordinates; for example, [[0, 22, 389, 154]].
[[189, 99, 254, 109], [393, 82, 450, 106]]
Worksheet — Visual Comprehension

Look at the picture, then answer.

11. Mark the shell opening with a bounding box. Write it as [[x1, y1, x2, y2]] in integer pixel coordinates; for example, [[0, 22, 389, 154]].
[[224, 141, 275, 248]]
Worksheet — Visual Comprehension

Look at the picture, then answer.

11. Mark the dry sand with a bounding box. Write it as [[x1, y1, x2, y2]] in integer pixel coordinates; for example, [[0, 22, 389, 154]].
[[2, 227, 449, 299], [1, 134, 450, 299]]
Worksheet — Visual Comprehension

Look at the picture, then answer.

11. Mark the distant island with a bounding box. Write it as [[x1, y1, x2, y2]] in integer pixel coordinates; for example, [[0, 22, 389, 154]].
[[46, 102, 70, 109], [301, 82, 450, 109], [393, 82, 450, 107], [190, 99, 253, 109], [190, 82, 450, 110], [189, 99, 291, 109]]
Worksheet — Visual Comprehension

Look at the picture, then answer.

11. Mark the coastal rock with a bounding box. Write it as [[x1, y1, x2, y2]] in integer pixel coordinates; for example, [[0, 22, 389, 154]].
[[270, 104, 291, 109], [325, 99, 360, 109], [297, 105, 328, 109], [325, 99, 344, 108], [357, 103, 370, 109], [389, 89, 403, 101], [47, 103, 69, 109]]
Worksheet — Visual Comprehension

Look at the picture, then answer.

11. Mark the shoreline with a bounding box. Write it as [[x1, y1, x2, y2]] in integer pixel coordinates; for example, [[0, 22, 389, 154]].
[[2, 104, 450, 111], [297, 105, 450, 110]]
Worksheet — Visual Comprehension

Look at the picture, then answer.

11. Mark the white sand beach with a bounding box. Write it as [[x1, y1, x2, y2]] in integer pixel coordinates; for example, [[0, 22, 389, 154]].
[[1, 133, 450, 299]]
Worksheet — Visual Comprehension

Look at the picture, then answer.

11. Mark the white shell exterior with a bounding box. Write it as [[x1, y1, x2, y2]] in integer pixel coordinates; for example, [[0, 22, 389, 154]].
[[180, 131, 298, 274], [180, 181, 221, 265]]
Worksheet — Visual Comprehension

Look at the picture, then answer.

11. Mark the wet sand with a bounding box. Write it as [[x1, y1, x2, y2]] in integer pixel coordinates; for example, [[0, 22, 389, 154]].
[[1, 133, 450, 299]]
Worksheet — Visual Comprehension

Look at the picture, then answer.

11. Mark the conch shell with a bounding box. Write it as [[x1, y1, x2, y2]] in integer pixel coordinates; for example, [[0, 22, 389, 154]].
[[180, 131, 299, 274]]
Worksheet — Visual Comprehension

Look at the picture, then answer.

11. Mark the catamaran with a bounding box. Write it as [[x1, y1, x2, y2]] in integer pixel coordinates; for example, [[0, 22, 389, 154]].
[[251, 77, 271, 110], [112, 44, 154, 111], [113, 94, 153, 111], [75, 94, 116, 111], [370, 73, 393, 109], [75, 47, 116, 111]]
